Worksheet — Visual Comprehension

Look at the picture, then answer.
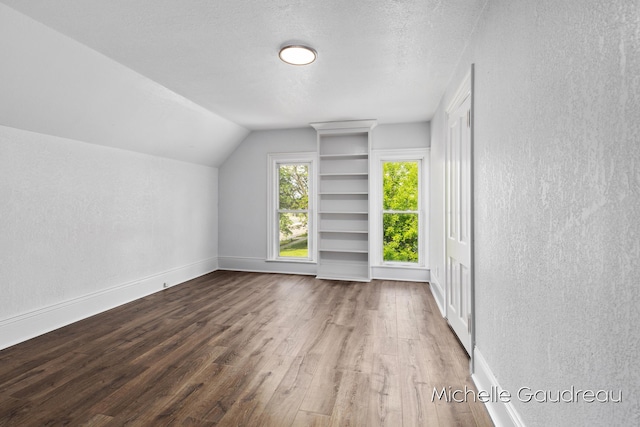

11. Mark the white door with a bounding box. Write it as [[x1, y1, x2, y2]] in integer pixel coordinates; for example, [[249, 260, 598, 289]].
[[445, 75, 473, 355]]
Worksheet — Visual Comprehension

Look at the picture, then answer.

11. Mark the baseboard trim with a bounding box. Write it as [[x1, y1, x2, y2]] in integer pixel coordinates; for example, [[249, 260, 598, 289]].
[[429, 275, 445, 316], [472, 348, 526, 427], [0, 257, 219, 351], [371, 266, 429, 282], [218, 257, 432, 282], [218, 256, 317, 276]]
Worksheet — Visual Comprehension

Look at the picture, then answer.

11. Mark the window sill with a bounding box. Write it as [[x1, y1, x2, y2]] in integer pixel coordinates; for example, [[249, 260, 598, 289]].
[[266, 258, 317, 264], [376, 263, 426, 269]]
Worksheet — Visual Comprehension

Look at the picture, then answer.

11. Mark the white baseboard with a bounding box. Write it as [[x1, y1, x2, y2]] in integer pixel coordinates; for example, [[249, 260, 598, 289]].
[[218, 256, 317, 276], [219, 257, 431, 283], [371, 266, 429, 282], [472, 348, 526, 427], [429, 275, 445, 316], [0, 257, 219, 351]]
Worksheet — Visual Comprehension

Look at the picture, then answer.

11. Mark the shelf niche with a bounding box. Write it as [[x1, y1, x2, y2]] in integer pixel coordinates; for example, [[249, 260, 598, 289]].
[[311, 120, 377, 282]]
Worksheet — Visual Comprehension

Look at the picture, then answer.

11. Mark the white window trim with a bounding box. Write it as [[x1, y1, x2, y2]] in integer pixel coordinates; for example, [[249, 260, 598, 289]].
[[371, 148, 430, 268], [266, 152, 317, 263]]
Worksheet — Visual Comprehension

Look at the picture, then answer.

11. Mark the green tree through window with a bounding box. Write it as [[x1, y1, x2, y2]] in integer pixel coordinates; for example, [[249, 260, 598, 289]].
[[278, 164, 309, 258], [383, 161, 419, 262]]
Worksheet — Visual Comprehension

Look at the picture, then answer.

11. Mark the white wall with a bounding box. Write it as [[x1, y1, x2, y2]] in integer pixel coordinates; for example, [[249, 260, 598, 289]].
[[429, 109, 446, 308], [371, 122, 431, 281], [0, 3, 249, 167], [372, 122, 430, 150], [0, 125, 219, 349], [218, 122, 430, 277], [218, 128, 318, 274], [430, 1, 639, 425]]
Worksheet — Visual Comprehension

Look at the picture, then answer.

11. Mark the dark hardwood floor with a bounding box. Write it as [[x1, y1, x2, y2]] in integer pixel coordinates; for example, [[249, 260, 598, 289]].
[[0, 271, 493, 426]]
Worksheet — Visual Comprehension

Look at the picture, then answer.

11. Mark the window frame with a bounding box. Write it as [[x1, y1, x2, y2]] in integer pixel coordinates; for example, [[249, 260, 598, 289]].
[[267, 152, 317, 263], [371, 149, 429, 268]]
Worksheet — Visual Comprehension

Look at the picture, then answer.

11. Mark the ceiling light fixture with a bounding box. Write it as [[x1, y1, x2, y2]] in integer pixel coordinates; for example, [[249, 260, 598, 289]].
[[279, 45, 317, 66]]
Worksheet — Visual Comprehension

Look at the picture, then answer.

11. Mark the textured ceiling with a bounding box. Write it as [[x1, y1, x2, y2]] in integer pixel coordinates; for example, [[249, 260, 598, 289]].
[[1, 0, 487, 130]]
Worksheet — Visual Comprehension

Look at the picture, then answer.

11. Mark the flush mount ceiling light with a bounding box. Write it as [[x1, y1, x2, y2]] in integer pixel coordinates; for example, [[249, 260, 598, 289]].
[[279, 45, 317, 65]]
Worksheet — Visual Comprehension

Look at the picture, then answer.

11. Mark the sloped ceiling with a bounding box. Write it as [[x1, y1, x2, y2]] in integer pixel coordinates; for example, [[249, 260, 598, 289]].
[[1, 0, 487, 165], [0, 4, 249, 167], [1, 0, 487, 130]]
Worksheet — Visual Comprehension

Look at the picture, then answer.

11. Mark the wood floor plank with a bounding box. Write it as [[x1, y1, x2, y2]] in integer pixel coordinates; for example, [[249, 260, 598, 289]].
[[375, 282, 398, 338], [396, 282, 421, 340], [372, 335, 399, 356], [0, 271, 493, 426], [291, 410, 331, 427], [12, 362, 148, 426], [275, 303, 333, 357], [332, 282, 365, 327], [215, 354, 296, 426], [78, 413, 113, 426], [433, 396, 478, 427], [253, 353, 320, 427], [0, 395, 32, 425], [463, 376, 495, 427], [299, 367, 343, 415], [337, 317, 375, 373], [362, 280, 382, 311], [327, 370, 370, 427], [92, 345, 228, 419], [368, 353, 402, 427], [398, 338, 441, 427], [0, 350, 90, 397]]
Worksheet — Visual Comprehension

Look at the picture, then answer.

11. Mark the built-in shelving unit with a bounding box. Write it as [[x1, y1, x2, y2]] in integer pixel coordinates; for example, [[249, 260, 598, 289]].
[[310, 120, 377, 282]]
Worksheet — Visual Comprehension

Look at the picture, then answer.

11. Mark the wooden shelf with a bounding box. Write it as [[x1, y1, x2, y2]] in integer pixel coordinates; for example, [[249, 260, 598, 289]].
[[319, 248, 368, 254]]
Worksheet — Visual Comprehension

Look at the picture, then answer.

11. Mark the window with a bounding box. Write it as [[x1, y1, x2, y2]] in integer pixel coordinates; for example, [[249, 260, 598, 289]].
[[372, 149, 428, 267], [278, 164, 309, 257], [383, 161, 419, 262], [267, 153, 316, 262]]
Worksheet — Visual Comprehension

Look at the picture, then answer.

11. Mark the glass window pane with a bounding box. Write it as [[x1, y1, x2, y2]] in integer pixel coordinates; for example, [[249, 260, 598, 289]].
[[383, 213, 418, 262], [383, 161, 418, 211], [279, 213, 309, 258], [279, 164, 309, 210]]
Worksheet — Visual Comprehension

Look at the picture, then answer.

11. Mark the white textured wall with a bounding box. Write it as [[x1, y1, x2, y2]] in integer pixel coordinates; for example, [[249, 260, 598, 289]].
[[372, 122, 430, 149], [431, 1, 639, 425], [429, 107, 446, 299], [218, 128, 317, 263], [0, 125, 218, 320]]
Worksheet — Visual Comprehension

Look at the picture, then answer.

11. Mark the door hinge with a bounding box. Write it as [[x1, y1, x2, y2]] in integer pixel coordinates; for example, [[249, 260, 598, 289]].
[[467, 314, 471, 334], [467, 110, 470, 128]]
